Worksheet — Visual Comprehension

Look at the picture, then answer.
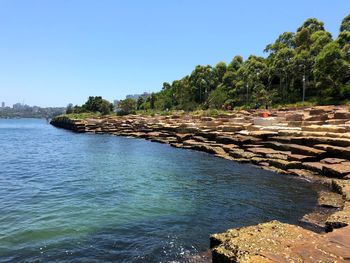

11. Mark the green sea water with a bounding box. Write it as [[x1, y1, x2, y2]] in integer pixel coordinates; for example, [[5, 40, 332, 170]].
[[0, 118, 318, 262]]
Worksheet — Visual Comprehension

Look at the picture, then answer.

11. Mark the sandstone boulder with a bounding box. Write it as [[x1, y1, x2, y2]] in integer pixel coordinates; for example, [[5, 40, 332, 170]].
[[211, 221, 350, 263]]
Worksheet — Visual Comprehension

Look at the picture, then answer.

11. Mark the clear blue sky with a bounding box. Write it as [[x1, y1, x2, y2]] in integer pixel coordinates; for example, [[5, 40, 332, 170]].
[[0, 0, 349, 107]]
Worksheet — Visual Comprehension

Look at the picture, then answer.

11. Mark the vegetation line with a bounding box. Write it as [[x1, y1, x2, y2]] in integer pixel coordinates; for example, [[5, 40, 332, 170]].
[[67, 14, 350, 116]]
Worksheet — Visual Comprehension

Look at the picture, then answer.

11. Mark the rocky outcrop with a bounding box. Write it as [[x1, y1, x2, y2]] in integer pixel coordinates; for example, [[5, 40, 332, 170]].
[[50, 116, 86, 132], [210, 221, 350, 263], [51, 105, 350, 261]]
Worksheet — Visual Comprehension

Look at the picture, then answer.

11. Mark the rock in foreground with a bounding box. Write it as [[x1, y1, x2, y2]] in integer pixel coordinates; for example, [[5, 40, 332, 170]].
[[210, 220, 350, 263]]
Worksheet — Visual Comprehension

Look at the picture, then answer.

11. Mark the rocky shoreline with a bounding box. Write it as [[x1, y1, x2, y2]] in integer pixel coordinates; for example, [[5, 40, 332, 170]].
[[51, 105, 350, 262]]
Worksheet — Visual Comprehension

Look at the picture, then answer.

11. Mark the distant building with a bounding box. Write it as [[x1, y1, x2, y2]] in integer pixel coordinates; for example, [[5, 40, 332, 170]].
[[13, 103, 22, 109], [1, 102, 4, 108], [125, 92, 151, 101]]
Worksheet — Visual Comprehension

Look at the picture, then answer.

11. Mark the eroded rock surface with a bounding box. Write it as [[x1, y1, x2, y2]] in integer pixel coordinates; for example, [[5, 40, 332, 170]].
[[210, 221, 350, 263]]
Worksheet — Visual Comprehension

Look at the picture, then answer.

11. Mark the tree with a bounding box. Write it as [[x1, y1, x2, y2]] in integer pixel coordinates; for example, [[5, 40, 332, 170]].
[[149, 93, 156, 109], [310, 31, 332, 56], [297, 18, 325, 34], [265, 32, 295, 53], [162, 82, 171, 90], [253, 86, 277, 108], [295, 28, 311, 51], [313, 42, 350, 100], [137, 96, 144, 110], [117, 98, 136, 115], [340, 13, 350, 32], [214, 62, 227, 83], [207, 85, 228, 109], [228, 55, 243, 71], [138, 15, 348, 109], [189, 65, 218, 105], [66, 103, 73, 114], [239, 55, 268, 103], [82, 96, 113, 115], [336, 32, 350, 61]]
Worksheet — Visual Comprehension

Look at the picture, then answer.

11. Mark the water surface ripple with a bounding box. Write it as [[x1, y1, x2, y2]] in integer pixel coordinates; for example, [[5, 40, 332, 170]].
[[0, 119, 317, 262]]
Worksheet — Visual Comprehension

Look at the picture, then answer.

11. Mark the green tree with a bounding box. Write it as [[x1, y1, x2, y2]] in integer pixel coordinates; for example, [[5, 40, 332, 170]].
[[136, 96, 144, 110], [297, 18, 325, 34], [222, 56, 243, 103], [238, 55, 268, 104], [66, 103, 73, 114], [207, 85, 228, 109], [117, 98, 136, 115], [214, 62, 227, 83], [340, 13, 350, 32], [82, 96, 113, 115], [228, 55, 243, 71], [314, 42, 350, 100], [149, 93, 156, 109], [189, 65, 218, 105]]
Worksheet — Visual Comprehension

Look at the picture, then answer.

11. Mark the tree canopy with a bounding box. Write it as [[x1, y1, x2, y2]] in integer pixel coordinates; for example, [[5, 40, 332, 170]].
[[68, 96, 114, 115], [133, 14, 350, 111]]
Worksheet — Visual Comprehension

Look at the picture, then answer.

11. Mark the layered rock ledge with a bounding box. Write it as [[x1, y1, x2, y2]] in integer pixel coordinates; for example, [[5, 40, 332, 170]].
[[51, 105, 350, 262], [210, 221, 350, 262]]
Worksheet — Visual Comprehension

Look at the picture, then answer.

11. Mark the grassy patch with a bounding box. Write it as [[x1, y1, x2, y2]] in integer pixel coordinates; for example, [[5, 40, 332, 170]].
[[54, 112, 103, 120]]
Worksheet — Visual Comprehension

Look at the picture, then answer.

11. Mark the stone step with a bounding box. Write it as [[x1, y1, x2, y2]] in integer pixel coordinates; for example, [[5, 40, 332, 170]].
[[334, 111, 350, 119], [278, 130, 350, 139], [302, 125, 347, 133], [322, 162, 350, 179], [267, 159, 302, 170], [216, 135, 260, 146], [270, 136, 350, 148], [314, 144, 350, 160], [302, 159, 350, 179], [261, 141, 326, 157], [325, 119, 349, 125]]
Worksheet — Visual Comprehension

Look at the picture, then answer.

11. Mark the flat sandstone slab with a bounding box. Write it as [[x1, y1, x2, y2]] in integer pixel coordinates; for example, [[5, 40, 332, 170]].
[[211, 220, 350, 263]]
